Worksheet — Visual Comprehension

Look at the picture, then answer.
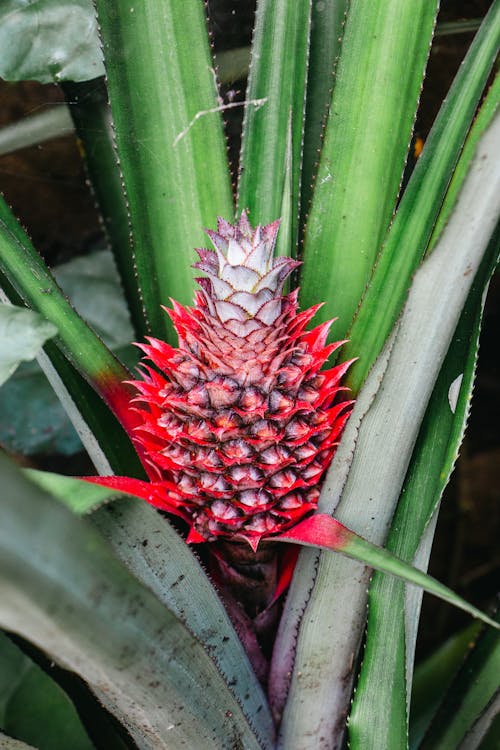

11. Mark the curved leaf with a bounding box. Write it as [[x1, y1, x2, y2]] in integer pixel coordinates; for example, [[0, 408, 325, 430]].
[[419, 614, 500, 749], [93, 501, 275, 747], [0, 304, 56, 387], [9, 469, 275, 746], [4, 661, 94, 750], [0, 455, 265, 750], [348, 232, 498, 749], [275, 112, 500, 750], [0, 0, 104, 83]]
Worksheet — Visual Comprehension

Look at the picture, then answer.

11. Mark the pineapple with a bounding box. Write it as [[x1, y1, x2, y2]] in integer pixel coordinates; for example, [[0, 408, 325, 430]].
[[129, 212, 354, 550]]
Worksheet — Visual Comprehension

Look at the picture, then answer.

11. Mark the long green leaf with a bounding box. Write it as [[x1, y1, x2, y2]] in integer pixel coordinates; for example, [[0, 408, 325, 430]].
[[300, 0, 439, 337], [237, 0, 311, 257], [62, 80, 146, 338], [95, 0, 234, 341], [2, 649, 95, 750], [409, 623, 482, 748], [348, 232, 499, 750], [276, 515, 498, 629], [300, 0, 348, 225], [92, 501, 275, 746], [0, 456, 264, 750], [419, 615, 500, 749], [273, 113, 500, 750], [344, 6, 500, 392], [0, 198, 137, 438], [18, 469, 275, 744]]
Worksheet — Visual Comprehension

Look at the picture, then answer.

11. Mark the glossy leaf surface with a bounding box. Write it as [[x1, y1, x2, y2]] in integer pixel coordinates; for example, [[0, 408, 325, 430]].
[[300, 0, 439, 337], [344, 6, 500, 392], [95, 0, 234, 341], [238, 0, 311, 257], [0, 0, 103, 83]]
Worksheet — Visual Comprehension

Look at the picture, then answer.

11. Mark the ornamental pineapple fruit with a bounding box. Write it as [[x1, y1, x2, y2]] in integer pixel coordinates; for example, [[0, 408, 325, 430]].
[[131, 212, 353, 548]]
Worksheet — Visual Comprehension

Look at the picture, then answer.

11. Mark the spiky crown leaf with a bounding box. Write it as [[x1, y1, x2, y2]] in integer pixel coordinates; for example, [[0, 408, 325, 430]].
[[130, 213, 354, 547]]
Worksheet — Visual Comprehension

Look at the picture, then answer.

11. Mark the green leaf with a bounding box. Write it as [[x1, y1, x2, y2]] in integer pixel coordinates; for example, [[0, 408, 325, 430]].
[[344, 7, 500, 392], [4, 663, 94, 750], [0, 0, 104, 83], [0, 198, 138, 440], [277, 515, 498, 629], [0, 304, 56, 387], [348, 218, 500, 750], [410, 623, 482, 748], [273, 114, 500, 749], [237, 0, 311, 257], [94, 0, 234, 342], [92, 501, 275, 745], [0, 455, 266, 750], [23, 469, 124, 515], [419, 614, 500, 749], [300, 0, 439, 338], [16, 470, 275, 740], [300, 0, 348, 225], [0, 631, 31, 726], [62, 79, 146, 339]]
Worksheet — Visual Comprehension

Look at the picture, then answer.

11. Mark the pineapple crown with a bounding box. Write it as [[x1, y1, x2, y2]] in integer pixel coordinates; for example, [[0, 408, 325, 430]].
[[193, 211, 301, 334]]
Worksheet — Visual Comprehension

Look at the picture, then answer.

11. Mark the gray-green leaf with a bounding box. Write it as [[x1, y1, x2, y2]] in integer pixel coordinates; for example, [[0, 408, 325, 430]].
[[0, 0, 104, 83], [0, 304, 56, 387]]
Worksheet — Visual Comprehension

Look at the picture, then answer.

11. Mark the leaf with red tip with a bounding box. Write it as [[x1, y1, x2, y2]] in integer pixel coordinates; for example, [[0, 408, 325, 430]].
[[82, 476, 190, 523], [275, 514, 499, 630]]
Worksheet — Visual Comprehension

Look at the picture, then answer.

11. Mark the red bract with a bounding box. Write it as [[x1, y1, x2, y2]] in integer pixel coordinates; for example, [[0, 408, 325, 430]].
[[87, 213, 354, 550]]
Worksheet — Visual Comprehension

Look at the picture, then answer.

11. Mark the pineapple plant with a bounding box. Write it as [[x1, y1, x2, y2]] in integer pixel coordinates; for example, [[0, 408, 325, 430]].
[[0, 1, 499, 749]]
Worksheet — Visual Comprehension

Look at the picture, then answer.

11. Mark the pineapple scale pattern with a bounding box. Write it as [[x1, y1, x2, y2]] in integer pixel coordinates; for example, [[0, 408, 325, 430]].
[[131, 213, 353, 546]]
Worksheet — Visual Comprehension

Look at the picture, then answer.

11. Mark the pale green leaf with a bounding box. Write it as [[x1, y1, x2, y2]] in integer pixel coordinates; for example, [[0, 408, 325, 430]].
[[0, 304, 56, 387], [0, 0, 104, 83], [0, 456, 265, 750], [274, 112, 500, 750]]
